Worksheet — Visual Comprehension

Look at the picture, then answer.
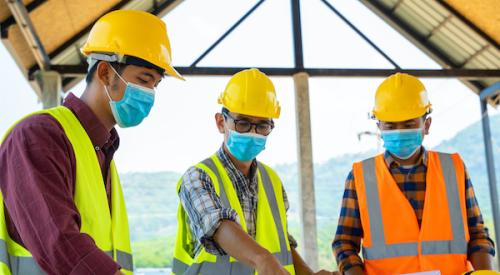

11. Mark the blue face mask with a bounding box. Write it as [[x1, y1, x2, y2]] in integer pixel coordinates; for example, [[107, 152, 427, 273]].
[[226, 130, 267, 161], [381, 128, 423, 159], [105, 67, 155, 128]]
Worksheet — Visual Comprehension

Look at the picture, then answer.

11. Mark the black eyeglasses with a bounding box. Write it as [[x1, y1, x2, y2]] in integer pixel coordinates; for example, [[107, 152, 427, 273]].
[[223, 112, 274, 136]]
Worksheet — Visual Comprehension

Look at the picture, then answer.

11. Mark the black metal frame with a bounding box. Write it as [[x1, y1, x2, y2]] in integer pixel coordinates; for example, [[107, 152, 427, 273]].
[[45, 64, 500, 78]]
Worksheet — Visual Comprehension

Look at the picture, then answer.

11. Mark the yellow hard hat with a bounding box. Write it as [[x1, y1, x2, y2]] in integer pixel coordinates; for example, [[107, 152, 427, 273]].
[[372, 73, 431, 122], [218, 68, 281, 119], [81, 10, 183, 80], [462, 271, 500, 275]]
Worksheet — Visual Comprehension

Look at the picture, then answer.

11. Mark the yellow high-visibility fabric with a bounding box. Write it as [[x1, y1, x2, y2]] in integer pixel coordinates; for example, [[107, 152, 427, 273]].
[[0, 106, 133, 274]]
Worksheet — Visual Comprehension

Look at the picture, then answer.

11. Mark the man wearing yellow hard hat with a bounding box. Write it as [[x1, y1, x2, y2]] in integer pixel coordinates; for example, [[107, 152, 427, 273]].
[[0, 10, 181, 275], [332, 73, 496, 275], [173, 68, 335, 275]]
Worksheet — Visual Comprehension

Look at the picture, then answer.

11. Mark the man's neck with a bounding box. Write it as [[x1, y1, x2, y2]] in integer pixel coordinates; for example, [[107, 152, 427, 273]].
[[222, 145, 253, 177], [80, 86, 115, 132], [391, 146, 423, 166]]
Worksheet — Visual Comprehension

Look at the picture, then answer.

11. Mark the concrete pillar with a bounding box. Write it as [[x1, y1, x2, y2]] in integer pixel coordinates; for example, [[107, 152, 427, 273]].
[[34, 70, 62, 109], [293, 72, 318, 269]]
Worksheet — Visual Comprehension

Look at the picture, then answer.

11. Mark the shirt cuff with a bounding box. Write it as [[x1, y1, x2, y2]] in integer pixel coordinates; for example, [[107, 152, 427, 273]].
[[468, 238, 496, 257], [199, 208, 239, 256], [338, 254, 364, 273], [69, 247, 120, 275]]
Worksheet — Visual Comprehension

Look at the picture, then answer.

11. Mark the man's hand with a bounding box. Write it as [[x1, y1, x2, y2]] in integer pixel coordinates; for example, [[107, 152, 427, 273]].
[[255, 252, 290, 275]]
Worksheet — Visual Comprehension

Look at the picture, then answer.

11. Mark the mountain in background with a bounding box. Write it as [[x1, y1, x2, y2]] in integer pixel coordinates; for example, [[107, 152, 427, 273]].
[[121, 114, 499, 268]]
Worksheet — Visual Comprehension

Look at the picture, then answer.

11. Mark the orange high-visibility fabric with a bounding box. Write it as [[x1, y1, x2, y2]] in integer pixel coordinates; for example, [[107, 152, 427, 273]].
[[353, 151, 472, 275]]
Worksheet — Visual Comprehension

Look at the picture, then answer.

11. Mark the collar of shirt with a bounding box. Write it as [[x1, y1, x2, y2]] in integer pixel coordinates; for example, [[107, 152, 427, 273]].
[[216, 145, 258, 193], [384, 146, 428, 169], [63, 93, 120, 152]]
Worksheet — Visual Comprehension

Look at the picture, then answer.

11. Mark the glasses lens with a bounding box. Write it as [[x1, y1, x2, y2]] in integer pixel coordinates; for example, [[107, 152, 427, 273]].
[[235, 120, 252, 132], [256, 123, 273, 135]]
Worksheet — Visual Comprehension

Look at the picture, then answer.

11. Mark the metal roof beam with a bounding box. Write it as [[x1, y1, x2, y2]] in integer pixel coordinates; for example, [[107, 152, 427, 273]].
[[291, 0, 304, 70], [5, 0, 50, 70], [0, 0, 46, 38], [190, 0, 265, 67], [360, 0, 457, 69], [44, 64, 500, 78], [320, 0, 400, 69], [479, 81, 500, 101]]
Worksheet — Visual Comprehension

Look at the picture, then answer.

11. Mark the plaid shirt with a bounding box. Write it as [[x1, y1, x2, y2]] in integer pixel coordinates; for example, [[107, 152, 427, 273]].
[[332, 148, 496, 272], [179, 146, 297, 257]]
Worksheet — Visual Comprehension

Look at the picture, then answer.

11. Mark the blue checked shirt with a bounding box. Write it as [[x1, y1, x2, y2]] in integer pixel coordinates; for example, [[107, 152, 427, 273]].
[[178, 146, 297, 257]]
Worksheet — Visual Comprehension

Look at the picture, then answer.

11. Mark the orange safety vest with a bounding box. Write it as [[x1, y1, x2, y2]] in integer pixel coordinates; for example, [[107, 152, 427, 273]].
[[352, 151, 473, 275]]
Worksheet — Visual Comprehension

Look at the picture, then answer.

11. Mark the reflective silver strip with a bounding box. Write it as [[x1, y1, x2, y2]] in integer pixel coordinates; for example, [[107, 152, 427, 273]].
[[361, 154, 468, 260], [116, 250, 134, 271], [172, 258, 189, 274], [0, 239, 46, 275], [0, 239, 8, 268], [257, 163, 292, 265], [421, 153, 467, 255], [202, 158, 231, 208], [361, 157, 403, 260], [0, 242, 132, 275], [104, 250, 133, 271], [173, 251, 293, 275]]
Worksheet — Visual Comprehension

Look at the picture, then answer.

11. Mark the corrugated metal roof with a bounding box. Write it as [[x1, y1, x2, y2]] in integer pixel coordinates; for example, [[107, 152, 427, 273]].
[[0, 0, 182, 96], [363, 0, 500, 106]]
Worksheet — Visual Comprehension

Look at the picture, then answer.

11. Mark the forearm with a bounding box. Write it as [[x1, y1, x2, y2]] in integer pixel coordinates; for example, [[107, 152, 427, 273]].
[[214, 220, 272, 269], [291, 247, 313, 275], [469, 251, 494, 270]]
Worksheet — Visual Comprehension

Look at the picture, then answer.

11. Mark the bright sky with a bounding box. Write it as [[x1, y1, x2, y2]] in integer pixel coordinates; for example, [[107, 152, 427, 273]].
[[1, 0, 498, 173]]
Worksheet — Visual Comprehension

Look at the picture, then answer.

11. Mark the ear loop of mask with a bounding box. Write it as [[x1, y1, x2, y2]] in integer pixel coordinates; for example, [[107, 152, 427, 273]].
[[103, 63, 125, 102]]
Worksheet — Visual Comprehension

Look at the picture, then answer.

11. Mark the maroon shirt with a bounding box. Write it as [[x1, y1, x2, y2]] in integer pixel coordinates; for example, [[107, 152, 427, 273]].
[[0, 93, 121, 275]]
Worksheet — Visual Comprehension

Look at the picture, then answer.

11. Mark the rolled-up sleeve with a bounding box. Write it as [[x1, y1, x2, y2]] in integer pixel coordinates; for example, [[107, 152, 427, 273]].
[[464, 166, 496, 257], [332, 171, 364, 273], [178, 166, 240, 256]]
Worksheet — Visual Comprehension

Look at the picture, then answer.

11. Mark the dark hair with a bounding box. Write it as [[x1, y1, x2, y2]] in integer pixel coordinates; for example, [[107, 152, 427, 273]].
[[85, 61, 126, 84]]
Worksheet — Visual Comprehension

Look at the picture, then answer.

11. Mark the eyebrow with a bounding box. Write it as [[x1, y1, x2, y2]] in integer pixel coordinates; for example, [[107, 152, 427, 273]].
[[234, 115, 272, 123], [141, 72, 155, 80]]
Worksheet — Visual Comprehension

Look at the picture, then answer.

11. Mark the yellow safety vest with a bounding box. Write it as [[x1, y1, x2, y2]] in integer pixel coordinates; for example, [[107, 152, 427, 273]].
[[0, 106, 133, 275], [172, 154, 295, 275]]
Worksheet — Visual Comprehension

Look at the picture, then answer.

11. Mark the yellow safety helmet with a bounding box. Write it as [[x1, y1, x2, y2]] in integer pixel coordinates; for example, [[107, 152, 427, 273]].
[[372, 73, 431, 122], [462, 271, 500, 275], [218, 68, 281, 119], [81, 10, 183, 80]]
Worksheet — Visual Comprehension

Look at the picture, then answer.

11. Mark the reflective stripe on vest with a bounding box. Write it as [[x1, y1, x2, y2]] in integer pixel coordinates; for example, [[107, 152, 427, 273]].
[[105, 250, 134, 271], [0, 238, 133, 275], [172, 157, 293, 275], [361, 153, 467, 260]]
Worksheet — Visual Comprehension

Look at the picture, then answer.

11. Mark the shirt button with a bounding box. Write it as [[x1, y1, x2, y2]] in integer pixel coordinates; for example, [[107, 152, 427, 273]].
[[95, 146, 100, 151]]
